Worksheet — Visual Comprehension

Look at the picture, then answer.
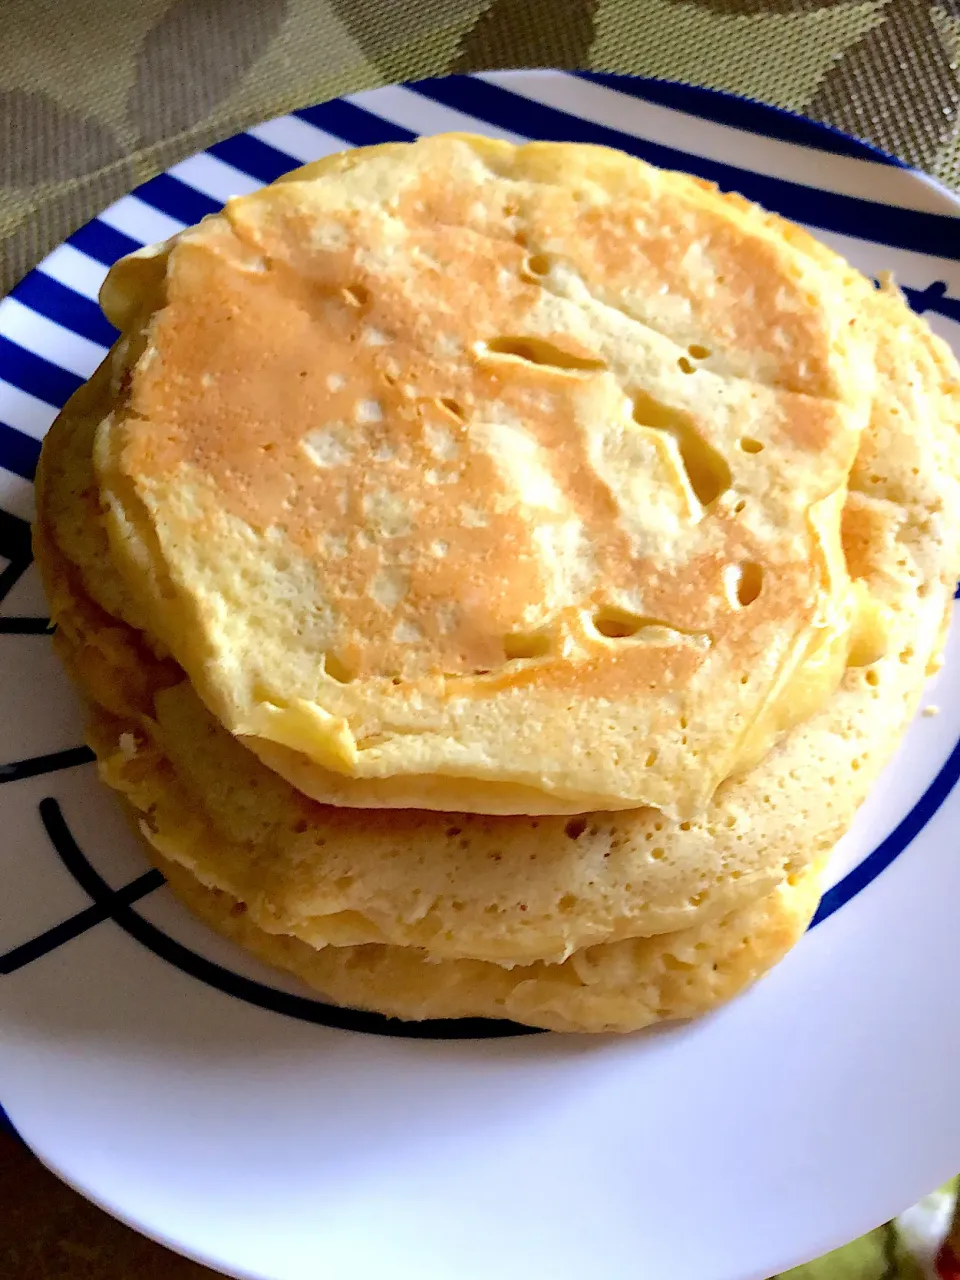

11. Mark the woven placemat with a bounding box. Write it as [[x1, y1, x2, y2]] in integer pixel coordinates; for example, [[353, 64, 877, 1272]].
[[2, 0, 960, 295], [2, 2, 960, 1277]]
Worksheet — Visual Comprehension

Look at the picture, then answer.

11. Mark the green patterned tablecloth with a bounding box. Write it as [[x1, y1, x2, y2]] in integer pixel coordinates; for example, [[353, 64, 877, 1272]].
[[2, 2, 960, 1276], [3, 0, 960, 295]]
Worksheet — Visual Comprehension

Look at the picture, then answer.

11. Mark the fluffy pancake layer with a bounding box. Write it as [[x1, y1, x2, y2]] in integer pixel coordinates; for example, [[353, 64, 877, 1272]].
[[33, 140, 960, 1031], [33, 280, 960, 984], [89, 135, 882, 816], [151, 845, 824, 1035]]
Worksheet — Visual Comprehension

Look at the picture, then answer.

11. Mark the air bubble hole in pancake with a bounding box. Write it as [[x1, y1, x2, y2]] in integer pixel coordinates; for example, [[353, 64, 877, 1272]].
[[725, 562, 765, 609], [520, 253, 551, 279], [503, 630, 552, 661], [479, 334, 607, 372], [589, 608, 712, 645], [630, 390, 732, 507], [62, 133, 955, 823], [323, 653, 355, 683]]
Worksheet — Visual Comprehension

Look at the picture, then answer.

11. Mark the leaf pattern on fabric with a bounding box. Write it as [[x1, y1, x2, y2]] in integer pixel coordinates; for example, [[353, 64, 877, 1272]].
[[128, 0, 289, 146], [671, 0, 842, 15], [453, 0, 599, 71], [325, 0, 483, 74], [809, 0, 960, 169], [0, 90, 123, 187]]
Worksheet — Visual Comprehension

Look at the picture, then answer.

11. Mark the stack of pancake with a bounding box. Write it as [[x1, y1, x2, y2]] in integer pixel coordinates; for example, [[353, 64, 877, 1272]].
[[34, 135, 960, 1032]]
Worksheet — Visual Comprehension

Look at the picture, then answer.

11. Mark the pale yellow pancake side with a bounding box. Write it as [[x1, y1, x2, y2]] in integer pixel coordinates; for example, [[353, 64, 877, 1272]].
[[152, 844, 823, 1034]]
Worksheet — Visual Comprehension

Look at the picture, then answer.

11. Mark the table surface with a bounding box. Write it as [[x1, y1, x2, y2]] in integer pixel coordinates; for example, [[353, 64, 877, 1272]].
[[3, 0, 960, 1275]]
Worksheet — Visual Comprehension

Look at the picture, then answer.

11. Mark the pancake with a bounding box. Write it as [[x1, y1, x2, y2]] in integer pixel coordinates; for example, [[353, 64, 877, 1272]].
[[152, 845, 824, 1034], [33, 276, 960, 971], [88, 135, 883, 817]]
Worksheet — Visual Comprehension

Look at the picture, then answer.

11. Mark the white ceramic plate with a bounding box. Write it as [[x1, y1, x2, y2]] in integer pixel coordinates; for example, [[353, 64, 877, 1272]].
[[2, 71, 960, 1280]]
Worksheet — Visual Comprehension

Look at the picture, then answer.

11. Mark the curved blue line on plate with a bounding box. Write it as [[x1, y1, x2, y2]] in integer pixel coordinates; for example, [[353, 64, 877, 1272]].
[[0, 867, 164, 975], [38, 798, 539, 1039], [575, 73, 906, 166], [809, 728, 960, 928], [0, 1102, 20, 1140], [0, 420, 40, 481], [0, 617, 51, 635], [0, 508, 31, 563], [0, 746, 94, 785], [0, 511, 32, 603]]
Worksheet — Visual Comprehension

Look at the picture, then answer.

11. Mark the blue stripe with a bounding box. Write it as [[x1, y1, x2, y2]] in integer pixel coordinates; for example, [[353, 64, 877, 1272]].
[[207, 134, 300, 185], [409, 77, 960, 261], [0, 745, 95, 784], [0, 335, 81, 409], [0, 421, 41, 481], [295, 98, 417, 146], [68, 219, 142, 266], [0, 617, 51, 635], [134, 172, 220, 226], [812, 728, 960, 927], [12, 272, 116, 349], [577, 73, 904, 166], [0, 508, 31, 563], [38, 799, 535, 1039], [0, 1103, 19, 1139], [0, 868, 164, 975]]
